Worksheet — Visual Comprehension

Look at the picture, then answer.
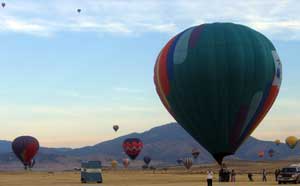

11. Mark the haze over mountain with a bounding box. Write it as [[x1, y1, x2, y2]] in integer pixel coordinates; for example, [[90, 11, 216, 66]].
[[0, 123, 299, 170]]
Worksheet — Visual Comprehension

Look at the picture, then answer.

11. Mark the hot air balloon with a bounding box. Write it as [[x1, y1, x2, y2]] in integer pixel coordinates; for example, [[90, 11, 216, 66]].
[[177, 159, 183, 165], [77, 8, 81, 13], [286, 136, 298, 149], [275, 139, 280, 146], [122, 138, 143, 160], [113, 125, 119, 132], [258, 151, 265, 158], [191, 148, 200, 159], [111, 160, 118, 169], [1, 2, 5, 8], [154, 22, 282, 164], [12, 136, 39, 169], [143, 156, 151, 165], [183, 157, 193, 170], [123, 158, 130, 168], [268, 149, 275, 157]]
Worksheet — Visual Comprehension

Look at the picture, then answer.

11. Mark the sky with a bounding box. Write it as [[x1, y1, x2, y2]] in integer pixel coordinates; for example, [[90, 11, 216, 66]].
[[0, 0, 299, 148]]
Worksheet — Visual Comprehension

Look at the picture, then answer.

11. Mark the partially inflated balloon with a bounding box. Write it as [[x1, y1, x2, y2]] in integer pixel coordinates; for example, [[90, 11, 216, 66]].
[[183, 157, 193, 170], [12, 136, 39, 169], [154, 23, 282, 164], [286, 136, 298, 149], [123, 138, 143, 160]]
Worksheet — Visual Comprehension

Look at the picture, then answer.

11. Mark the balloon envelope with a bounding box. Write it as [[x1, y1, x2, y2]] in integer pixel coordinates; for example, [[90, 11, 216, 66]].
[[122, 138, 143, 160], [123, 158, 130, 168], [143, 156, 151, 165], [286, 136, 298, 149], [268, 149, 275, 157], [191, 148, 200, 159], [183, 157, 193, 170], [113, 125, 119, 132], [12, 136, 39, 167], [275, 139, 280, 146], [111, 160, 118, 169], [154, 22, 282, 164], [258, 151, 264, 158], [177, 159, 183, 165]]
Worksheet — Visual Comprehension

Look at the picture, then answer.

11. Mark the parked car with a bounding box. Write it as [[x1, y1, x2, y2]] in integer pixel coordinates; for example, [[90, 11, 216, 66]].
[[81, 161, 103, 183], [278, 165, 300, 184]]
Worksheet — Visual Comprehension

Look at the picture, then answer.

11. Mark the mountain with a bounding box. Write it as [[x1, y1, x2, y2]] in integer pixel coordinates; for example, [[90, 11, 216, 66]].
[[0, 123, 300, 170]]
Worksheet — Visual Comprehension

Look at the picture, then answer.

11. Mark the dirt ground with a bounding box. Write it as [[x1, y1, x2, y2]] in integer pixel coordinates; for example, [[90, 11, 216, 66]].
[[0, 169, 293, 186]]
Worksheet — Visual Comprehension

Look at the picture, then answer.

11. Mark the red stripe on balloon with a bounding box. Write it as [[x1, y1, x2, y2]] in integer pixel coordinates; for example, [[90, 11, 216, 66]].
[[154, 37, 176, 114]]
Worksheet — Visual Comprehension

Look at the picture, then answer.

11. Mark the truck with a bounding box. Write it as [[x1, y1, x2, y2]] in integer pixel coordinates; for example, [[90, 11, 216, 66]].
[[81, 161, 103, 183], [278, 164, 300, 184]]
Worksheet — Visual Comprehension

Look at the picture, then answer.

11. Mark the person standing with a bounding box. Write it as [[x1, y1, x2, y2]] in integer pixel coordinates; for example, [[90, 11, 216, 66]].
[[262, 169, 267, 182], [275, 169, 280, 181], [207, 169, 213, 186], [231, 169, 236, 182], [248, 172, 253, 181]]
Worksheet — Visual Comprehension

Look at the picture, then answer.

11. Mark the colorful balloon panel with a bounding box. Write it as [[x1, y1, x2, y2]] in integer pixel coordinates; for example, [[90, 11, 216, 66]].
[[154, 23, 282, 164], [12, 136, 39, 167], [122, 138, 143, 160]]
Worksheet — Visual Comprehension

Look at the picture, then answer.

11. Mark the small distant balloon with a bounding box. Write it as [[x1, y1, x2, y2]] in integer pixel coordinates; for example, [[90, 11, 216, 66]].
[[268, 149, 275, 157], [258, 151, 264, 158], [111, 160, 118, 169], [286, 136, 298, 149], [122, 158, 130, 168], [77, 8, 81, 13], [122, 138, 143, 160], [191, 148, 200, 159], [113, 125, 119, 132], [183, 157, 193, 170], [143, 156, 151, 165], [12, 136, 39, 169], [176, 159, 183, 165], [275, 139, 280, 146], [1, 2, 5, 8]]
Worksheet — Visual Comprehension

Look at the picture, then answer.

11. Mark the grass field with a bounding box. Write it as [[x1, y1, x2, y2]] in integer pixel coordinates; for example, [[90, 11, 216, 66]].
[[0, 169, 293, 186]]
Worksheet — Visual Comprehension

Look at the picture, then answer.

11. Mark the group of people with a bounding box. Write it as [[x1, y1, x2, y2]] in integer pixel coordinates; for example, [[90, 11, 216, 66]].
[[206, 168, 279, 186]]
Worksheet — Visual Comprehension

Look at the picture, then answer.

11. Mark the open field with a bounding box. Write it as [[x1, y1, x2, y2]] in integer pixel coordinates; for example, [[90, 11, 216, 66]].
[[0, 161, 298, 186], [1, 160, 299, 186]]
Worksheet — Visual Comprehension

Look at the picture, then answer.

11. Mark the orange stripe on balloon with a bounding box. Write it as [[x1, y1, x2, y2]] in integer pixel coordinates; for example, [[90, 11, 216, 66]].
[[247, 86, 279, 135]]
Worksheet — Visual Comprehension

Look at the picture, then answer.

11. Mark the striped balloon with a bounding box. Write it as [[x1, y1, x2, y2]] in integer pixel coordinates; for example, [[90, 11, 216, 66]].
[[183, 157, 193, 170], [154, 22, 282, 164]]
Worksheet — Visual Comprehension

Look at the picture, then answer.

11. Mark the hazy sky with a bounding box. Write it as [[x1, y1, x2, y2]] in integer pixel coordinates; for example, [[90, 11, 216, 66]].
[[0, 0, 299, 147]]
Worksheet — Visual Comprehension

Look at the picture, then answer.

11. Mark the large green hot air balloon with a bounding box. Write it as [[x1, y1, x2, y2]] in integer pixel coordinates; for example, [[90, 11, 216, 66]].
[[154, 23, 282, 164]]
